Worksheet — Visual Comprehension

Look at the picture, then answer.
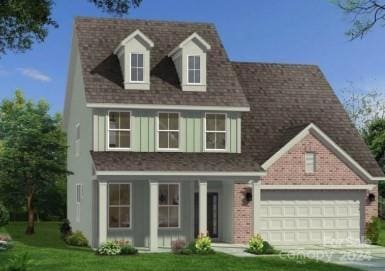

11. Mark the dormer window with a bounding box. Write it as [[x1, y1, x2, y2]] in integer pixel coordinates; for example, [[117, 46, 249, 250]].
[[130, 53, 144, 82], [188, 55, 201, 84], [168, 32, 211, 92], [113, 29, 154, 90]]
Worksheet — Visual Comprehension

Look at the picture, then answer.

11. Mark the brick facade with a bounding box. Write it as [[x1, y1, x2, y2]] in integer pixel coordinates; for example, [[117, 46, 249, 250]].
[[232, 133, 378, 244]]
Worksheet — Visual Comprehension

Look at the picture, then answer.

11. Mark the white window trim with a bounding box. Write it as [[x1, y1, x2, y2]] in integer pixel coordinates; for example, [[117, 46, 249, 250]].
[[75, 183, 82, 223], [108, 183, 133, 230], [186, 55, 202, 85], [305, 152, 316, 174], [106, 110, 132, 151], [158, 183, 181, 229], [129, 52, 145, 83], [203, 113, 228, 152], [75, 123, 80, 157], [156, 112, 181, 152]]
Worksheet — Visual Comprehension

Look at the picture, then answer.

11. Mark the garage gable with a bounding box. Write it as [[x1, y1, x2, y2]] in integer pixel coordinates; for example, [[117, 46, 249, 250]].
[[261, 128, 368, 186]]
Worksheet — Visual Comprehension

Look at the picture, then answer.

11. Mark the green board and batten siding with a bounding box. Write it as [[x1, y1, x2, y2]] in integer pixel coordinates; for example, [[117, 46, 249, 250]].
[[93, 109, 241, 153]]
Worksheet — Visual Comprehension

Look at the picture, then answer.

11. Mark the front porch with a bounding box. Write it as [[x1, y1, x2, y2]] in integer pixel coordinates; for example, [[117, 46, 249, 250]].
[[96, 174, 262, 250]]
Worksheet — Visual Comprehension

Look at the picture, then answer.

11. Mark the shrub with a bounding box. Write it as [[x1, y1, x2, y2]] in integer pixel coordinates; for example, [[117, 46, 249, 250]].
[[247, 234, 264, 254], [97, 240, 121, 256], [59, 219, 72, 239], [246, 235, 277, 255], [171, 240, 186, 254], [3, 253, 32, 271], [194, 234, 214, 254], [0, 203, 10, 227], [120, 244, 138, 255], [0, 234, 13, 251], [65, 231, 88, 247], [366, 218, 381, 244]]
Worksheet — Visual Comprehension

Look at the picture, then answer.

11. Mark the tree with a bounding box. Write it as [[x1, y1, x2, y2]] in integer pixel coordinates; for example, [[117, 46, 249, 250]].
[[0, 90, 69, 234], [0, 0, 142, 56], [363, 119, 385, 196], [341, 86, 385, 132], [335, 0, 385, 40]]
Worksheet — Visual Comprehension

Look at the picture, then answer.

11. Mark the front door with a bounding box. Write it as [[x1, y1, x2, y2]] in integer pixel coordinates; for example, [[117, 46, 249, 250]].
[[194, 192, 219, 239]]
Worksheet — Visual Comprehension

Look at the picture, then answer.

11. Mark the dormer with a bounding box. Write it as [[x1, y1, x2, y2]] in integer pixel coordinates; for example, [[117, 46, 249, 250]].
[[114, 29, 154, 90], [168, 32, 211, 92]]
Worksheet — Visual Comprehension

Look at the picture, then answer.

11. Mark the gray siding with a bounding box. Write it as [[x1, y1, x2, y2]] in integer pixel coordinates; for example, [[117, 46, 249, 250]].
[[66, 37, 95, 246]]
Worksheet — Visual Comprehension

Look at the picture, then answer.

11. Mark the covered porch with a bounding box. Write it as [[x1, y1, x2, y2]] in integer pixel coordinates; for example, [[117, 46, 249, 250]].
[[95, 173, 263, 250]]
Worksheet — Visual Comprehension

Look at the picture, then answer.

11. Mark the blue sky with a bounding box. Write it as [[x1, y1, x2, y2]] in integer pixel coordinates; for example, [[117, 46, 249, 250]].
[[0, 0, 384, 114]]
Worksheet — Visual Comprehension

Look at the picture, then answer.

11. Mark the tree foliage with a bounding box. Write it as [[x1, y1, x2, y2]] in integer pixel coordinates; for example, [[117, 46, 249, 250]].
[[0, 0, 142, 55], [0, 90, 69, 234], [335, 0, 385, 40], [341, 87, 385, 132]]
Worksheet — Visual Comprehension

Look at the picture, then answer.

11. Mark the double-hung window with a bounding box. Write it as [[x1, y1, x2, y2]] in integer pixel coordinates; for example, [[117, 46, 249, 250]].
[[188, 55, 201, 84], [158, 112, 179, 150], [108, 184, 131, 228], [130, 53, 144, 82], [108, 111, 131, 149], [159, 184, 180, 228], [205, 113, 226, 151], [75, 184, 82, 222]]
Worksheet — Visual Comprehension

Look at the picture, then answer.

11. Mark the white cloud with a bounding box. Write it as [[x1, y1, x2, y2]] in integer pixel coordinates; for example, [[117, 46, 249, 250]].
[[17, 67, 51, 82]]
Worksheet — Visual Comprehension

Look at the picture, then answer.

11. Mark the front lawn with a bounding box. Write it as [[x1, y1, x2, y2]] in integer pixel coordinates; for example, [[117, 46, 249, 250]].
[[0, 222, 360, 271]]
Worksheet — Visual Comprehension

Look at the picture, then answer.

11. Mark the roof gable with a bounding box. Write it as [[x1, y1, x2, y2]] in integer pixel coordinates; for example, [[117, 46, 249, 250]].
[[113, 29, 154, 55], [168, 32, 211, 57], [232, 62, 384, 178], [262, 123, 383, 182]]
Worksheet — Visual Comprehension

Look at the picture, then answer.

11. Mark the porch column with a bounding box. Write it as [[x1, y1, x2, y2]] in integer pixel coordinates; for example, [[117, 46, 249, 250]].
[[99, 182, 107, 245], [149, 181, 158, 251], [199, 180, 207, 235], [252, 180, 261, 236]]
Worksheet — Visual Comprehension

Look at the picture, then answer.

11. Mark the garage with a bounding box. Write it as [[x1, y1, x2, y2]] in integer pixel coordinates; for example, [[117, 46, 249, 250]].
[[259, 190, 365, 245]]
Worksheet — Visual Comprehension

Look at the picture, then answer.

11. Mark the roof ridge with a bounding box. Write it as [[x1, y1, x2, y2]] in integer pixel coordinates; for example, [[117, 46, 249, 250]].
[[231, 60, 319, 68], [74, 16, 215, 27]]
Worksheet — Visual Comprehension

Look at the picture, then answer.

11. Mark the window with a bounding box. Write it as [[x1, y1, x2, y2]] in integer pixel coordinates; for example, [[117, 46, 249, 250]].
[[130, 53, 144, 82], [75, 184, 82, 222], [108, 184, 131, 228], [205, 113, 226, 150], [75, 123, 80, 157], [108, 111, 131, 149], [305, 152, 316, 173], [159, 184, 180, 228], [158, 112, 179, 150], [188, 55, 201, 84]]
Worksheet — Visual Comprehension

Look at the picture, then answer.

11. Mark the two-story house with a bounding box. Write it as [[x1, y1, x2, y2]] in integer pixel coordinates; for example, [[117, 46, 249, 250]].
[[63, 17, 384, 249]]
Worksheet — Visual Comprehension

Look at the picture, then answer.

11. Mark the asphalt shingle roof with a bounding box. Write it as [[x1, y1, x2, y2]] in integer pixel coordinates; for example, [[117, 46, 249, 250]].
[[75, 17, 382, 177], [74, 17, 249, 108], [232, 62, 384, 177], [91, 152, 262, 172]]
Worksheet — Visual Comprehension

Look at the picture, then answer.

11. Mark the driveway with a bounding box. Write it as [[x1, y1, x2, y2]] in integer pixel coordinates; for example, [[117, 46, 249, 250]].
[[276, 244, 385, 271]]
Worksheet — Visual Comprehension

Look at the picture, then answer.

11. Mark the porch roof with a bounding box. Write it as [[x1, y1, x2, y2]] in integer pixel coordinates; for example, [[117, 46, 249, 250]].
[[91, 151, 263, 174]]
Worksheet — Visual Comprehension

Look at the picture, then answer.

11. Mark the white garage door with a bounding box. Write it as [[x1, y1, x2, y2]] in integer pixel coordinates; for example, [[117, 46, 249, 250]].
[[259, 198, 361, 245]]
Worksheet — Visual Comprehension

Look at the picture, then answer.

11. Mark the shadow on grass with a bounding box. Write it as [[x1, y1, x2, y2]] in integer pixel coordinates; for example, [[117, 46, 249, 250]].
[[5, 222, 91, 252]]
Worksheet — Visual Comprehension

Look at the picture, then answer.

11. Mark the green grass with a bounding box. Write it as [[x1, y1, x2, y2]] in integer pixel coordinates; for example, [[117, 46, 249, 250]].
[[0, 222, 360, 271]]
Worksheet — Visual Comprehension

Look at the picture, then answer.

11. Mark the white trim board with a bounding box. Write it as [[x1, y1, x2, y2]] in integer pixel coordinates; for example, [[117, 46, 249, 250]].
[[261, 123, 385, 182], [168, 32, 211, 57], [261, 185, 375, 191], [87, 103, 250, 112], [95, 171, 266, 177], [113, 29, 154, 55]]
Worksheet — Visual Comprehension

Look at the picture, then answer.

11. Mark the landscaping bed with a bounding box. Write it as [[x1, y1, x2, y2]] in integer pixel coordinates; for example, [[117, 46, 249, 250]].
[[0, 222, 361, 271]]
